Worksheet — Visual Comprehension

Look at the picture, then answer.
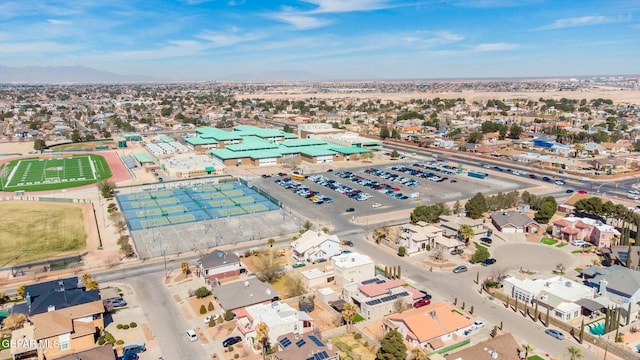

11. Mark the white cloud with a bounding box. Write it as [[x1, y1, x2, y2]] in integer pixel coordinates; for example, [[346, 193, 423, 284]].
[[301, 0, 396, 14], [471, 42, 518, 51], [538, 15, 624, 30], [47, 19, 72, 25], [197, 29, 264, 47], [268, 11, 332, 30]]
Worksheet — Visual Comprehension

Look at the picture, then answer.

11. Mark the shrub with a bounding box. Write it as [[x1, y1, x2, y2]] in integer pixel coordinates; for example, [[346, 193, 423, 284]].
[[208, 301, 214, 311], [364, 341, 369, 348], [195, 287, 212, 299], [116, 324, 123, 329], [397, 246, 406, 257], [234, 354, 239, 359], [129, 322, 137, 328], [116, 340, 124, 345], [97, 337, 106, 345], [354, 333, 362, 340], [122, 324, 129, 330], [224, 310, 235, 321], [200, 304, 207, 314], [228, 346, 234, 352]]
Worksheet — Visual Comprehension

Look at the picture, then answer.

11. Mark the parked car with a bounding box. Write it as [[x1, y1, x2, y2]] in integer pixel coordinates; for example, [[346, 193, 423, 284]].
[[472, 320, 485, 329], [482, 258, 497, 266], [453, 265, 468, 273], [413, 298, 431, 308], [343, 240, 354, 247], [223, 336, 242, 347], [480, 237, 493, 244], [110, 298, 127, 307], [545, 329, 565, 340], [578, 189, 588, 194], [345, 207, 355, 213], [186, 330, 198, 342], [450, 248, 464, 255], [121, 353, 139, 360], [419, 290, 432, 300], [565, 189, 575, 193], [123, 343, 146, 355], [372, 203, 382, 208]]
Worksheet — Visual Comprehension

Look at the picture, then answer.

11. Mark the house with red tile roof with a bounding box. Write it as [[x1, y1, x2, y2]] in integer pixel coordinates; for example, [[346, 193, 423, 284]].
[[552, 216, 619, 247], [382, 302, 474, 350]]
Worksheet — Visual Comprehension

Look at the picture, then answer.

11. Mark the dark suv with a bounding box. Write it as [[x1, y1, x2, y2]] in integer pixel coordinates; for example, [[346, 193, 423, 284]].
[[223, 336, 242, 347], [450, 248, 464, 255]]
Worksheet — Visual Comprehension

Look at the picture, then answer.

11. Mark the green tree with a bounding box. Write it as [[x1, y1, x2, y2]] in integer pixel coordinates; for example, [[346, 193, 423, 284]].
[[468, 131, 484, 144], [458, 224, 475, 245], [380, 127, 390, 139], [566, 346, 583, 360], [397, 246, 406, 257], [390, 150, 400, 158], [376, 329, 407, 360], [508, 123, 523, 139], [465, 193, 487, 219], [283, 124, 293, 133], [33, 139, 46, 151], [391, 129, 401, 139], [97, 180, 116, 199], [471, 246, 490, 263], [71, 129, 82, 143], [410, 203, 450, 223], [534, 196, 557, 224]]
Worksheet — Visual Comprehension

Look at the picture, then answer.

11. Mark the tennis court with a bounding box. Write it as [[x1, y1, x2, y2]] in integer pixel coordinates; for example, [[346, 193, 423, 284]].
[[117, 181, 280, 231], [0, 154, 112, 191]]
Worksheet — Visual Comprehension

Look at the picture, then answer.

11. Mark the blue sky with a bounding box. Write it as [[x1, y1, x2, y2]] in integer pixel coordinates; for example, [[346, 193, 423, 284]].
[[0, 0, 638, 80]]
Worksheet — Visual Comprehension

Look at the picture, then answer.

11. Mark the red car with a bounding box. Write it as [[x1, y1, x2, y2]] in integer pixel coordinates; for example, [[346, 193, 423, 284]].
[[413, 298, 431, 308], [578, 189, 588, 194]]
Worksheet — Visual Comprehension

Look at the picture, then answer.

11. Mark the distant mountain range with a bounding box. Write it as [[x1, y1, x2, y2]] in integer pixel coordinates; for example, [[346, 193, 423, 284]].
[[0, 65, 159, 84]]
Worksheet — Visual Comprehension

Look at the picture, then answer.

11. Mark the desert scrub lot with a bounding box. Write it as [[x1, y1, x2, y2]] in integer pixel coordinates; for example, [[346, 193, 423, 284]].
[[0, 202, 87, 265]]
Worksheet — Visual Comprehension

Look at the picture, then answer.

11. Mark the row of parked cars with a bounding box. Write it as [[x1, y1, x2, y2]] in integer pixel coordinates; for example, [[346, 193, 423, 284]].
[[414, 161, 458, 176], [337, 170, 411, 200], [391, 165, 452, 183], [274, 178, 333, 205], [364, 167, 421, 187], [308, 174, 374, 201]]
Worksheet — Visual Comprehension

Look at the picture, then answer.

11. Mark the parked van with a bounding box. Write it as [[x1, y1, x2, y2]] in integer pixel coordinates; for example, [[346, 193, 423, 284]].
[[123, 342, 146, 355]]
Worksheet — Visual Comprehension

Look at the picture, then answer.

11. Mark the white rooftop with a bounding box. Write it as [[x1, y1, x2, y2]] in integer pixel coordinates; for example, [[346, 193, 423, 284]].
[[506, 275, 594, 301], [331, 252, 373, 269]]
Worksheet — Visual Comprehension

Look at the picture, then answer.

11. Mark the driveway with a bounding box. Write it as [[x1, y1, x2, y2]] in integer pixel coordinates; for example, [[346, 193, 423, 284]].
[[491, 243, 574, 273]]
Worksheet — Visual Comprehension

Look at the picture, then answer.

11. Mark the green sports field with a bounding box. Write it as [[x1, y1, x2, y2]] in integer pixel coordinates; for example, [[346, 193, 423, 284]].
[[0, 154, 112, 192]]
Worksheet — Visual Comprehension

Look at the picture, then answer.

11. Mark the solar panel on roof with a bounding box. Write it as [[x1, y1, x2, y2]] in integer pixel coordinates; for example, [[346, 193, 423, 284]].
[[375, 279, 385, 284], [296, 339, 307, 347], [309, 335, 324, 347], [280, 337, 292, 348], [362, 279, 377, 285]]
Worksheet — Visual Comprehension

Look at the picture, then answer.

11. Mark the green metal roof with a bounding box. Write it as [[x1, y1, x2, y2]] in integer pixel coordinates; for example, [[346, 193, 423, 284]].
[[157, 135, 175, 143], [226, 138, 278, 151], [134, 152, 155, 163], [211, 149, 280, 160], [233, 125, 288, 138], [280, 139, 328, 147], [300, 148, 337, 157], [329, 146, 371, 155], [184, 137, 218, 145], [196, 127, 243, 141], [121, 132, 142, 137]]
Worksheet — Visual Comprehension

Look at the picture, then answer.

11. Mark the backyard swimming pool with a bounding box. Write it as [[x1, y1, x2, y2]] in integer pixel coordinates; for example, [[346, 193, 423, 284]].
[[588, 321, 605, 336]]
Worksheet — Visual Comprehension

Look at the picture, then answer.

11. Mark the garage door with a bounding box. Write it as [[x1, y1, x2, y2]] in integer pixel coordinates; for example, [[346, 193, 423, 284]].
[[501, 228, 516, 233], [258, 158, 278, 167]]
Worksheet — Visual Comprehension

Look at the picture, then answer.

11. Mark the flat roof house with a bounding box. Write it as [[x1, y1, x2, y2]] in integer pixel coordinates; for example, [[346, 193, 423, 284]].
[[235, 301, 314, 348], [331, 252, 374, 287]]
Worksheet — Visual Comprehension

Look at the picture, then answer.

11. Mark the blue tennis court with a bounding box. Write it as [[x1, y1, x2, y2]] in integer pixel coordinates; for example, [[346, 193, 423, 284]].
[[117, 181, 280, 230]]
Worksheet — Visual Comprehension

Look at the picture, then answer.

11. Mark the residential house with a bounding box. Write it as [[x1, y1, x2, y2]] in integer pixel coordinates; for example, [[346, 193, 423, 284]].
[[551, 216, 620, 247], [490, 210, 540, 234], [235, 301, 314, 347], [383, 302, 473, 351], [291, 231, 341, 263], [601, 246, 640, 270], [11, 300, 105, 360], [398, 223, 456, 254], [444, 332, 520, 360], [583, 142, 606, 155], [503, 276, 595, 322], [342, 276, 422, 320], [213, 277, 280, 311], [582, 265, 640, 306], [12, 277, 101, 316], [198, 250, 247, 285], [53, 345, 116, 360], [274, 331, 339, 360], [438, 215, 486, 238], [331, 252, 374, 287]]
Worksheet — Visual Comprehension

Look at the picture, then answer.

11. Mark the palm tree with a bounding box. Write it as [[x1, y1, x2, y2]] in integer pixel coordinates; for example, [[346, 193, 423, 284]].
[[342, 302, 357, 333], [81, 273, 99, 290], [181, 261, 190, 275], [521, 344, 533, 359], [458, 224, 475, 245], [256, 322, 269, 360], [566, 346, 583, 360], [16, 285, 25, 299], [411, 346, 425, 360]]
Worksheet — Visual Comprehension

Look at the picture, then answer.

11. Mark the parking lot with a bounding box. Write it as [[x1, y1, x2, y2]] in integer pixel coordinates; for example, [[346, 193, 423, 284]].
[[253, 161, 532, 228]]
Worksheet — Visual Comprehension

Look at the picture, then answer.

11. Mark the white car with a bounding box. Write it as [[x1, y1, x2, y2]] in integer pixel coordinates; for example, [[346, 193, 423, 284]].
[[372, 203, 382, 208], [571, 240, 586, 247], [472, 320, 486, 329], [627, 194, 640, 200], [186, 329, 198, 342], [629, 189, 640, 195], [204, 314, 220, 324]]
